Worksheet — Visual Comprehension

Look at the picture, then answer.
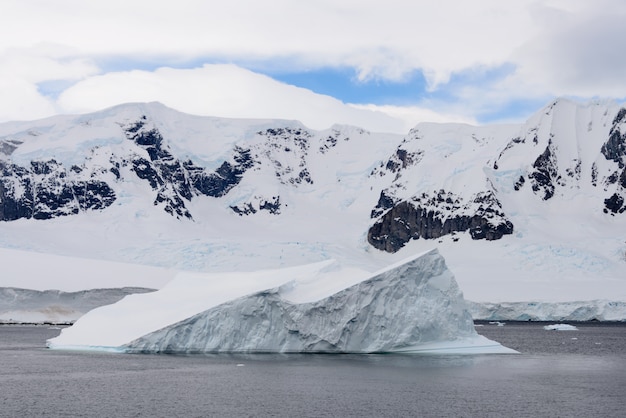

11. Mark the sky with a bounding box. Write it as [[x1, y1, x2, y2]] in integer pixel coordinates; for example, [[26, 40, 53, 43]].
[[1, 0, 626, 133]]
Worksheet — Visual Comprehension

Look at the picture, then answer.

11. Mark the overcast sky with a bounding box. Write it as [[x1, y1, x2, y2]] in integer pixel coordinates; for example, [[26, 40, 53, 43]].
[[1, 0, 625, 133]]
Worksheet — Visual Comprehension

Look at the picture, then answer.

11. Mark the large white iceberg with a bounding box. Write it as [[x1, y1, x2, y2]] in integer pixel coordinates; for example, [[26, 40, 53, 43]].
[[47, 249, 515, 354]]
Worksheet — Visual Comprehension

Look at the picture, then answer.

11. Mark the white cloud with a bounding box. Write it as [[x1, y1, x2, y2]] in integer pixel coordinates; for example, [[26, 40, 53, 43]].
[[0, 77, 56, 122], [0, 44, 98, 121], [509, 0, 626, 98], [0, 45, 97, 83], [57, 64, 416, 133], [1, 1, 535, 85]]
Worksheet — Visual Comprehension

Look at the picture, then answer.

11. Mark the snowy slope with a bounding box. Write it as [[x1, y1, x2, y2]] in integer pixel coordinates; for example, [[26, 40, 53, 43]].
[[0, 247, 175, 291], [0, 98, 625, 310]]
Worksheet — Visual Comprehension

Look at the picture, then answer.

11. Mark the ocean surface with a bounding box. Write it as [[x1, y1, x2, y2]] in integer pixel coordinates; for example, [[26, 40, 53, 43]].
[[1, 322, 625, 417]]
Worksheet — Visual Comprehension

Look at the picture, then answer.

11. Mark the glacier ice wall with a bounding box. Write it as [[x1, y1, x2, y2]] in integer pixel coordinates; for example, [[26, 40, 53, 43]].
[[468, 300, 626, 322], [124, 249, 510, 354], [0, 287, 155, 324]]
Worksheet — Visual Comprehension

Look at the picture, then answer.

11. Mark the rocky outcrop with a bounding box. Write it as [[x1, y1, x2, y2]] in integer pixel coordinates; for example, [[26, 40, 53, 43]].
[[491, 103, 626, 218], [0, 159, 116, 221], [257, 127, 313, 185], [528, 140, 559, 200], [370, 190, 398, 218], [368, 191, 513, 252], [123, 117, 255, 219], [600, 109, 626, 214], [230, 196, 281, 216], [602, 108, 626, 166]]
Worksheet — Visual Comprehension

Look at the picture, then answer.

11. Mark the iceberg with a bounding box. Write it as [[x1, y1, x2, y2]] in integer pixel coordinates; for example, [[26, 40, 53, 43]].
[[543, 324, 578, 331], [47, 249, 515, 354]]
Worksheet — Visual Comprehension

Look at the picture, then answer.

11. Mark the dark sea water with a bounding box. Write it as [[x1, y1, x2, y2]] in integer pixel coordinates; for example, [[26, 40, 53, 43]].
[[1, 322, 625, 417]]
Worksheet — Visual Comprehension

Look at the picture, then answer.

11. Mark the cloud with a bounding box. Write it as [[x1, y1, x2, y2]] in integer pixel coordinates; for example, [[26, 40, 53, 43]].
[[0, 77, 56, 122], [57, 64, 417, 132], [1, 1, 535, 85], [0, 44, 98, 121], [509, 0, 626, 98], [1, 1, 625, 127]]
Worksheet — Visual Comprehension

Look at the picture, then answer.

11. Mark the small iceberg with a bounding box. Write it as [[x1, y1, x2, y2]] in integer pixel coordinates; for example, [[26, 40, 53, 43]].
[[543, 324, 578, 331]]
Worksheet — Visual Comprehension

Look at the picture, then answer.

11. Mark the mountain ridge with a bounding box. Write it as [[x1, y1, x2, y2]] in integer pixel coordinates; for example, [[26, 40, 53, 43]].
[[0, 98, 624, 304]]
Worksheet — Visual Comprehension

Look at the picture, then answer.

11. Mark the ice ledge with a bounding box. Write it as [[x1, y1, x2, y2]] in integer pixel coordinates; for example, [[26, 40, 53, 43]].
[[392, 335, 518, 354], [44, 344, 127, 353]]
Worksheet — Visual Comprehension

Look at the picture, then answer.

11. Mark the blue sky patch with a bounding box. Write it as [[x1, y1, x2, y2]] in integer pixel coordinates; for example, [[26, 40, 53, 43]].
[[261, 67, 429, 106]]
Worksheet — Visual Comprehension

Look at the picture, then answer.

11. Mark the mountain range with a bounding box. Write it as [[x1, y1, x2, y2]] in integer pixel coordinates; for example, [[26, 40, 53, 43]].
[[0, 98, 624, 305]]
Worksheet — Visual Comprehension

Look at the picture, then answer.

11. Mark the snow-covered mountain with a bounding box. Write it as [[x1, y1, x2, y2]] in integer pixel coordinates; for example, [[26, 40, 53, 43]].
[[0, 99, 625, 305]]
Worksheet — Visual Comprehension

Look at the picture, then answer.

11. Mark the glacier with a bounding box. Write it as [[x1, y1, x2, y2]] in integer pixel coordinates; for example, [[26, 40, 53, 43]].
[[47, 249, 515, 354], [0, 286, 155, 324], [468, 300, 626, 322]]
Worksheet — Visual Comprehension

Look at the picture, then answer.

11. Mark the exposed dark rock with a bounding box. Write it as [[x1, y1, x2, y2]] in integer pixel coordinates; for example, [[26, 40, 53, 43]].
[[110, 164, 120, 180], [133, 128, 163, 148], [528, 141, 558, 200], [319, 133, 338, 153], [33, 182, 77, 219], [260, 127, 311, 153], [257, 127, 314, 185], [604, 193, 625, 215], [124, 116, 147, 134], [565, 159, 581, 180], [383, 148, 424, 175], [188, 147, 255, 198], [0, 162, 33, 220], [260, 196, 281, 214], [122, 119, 255, 219], [370, 190, 397, 218], [231, 196, 281, 216], [368, 191, 513, 252], [0, 160, 116, 221], [606, 171, 620, 185], [131, 157, 162, 189], [231, 203, 257, 216], [72, 181, 116, 211], [612, 107, 626, 128], [0, 139, 22, 156], [602, 108, 626, 168], [293, 168, 312, 185], [156, 189, 192, 219], [594, 109, 626, 215], [495, 136, 525, 166]]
